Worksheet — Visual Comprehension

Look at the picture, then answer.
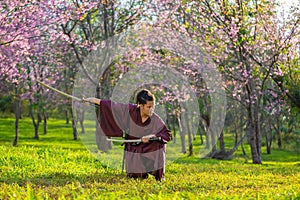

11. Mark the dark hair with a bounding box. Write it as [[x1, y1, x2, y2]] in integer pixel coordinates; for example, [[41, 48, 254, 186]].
[[135, 89, 155, 105]]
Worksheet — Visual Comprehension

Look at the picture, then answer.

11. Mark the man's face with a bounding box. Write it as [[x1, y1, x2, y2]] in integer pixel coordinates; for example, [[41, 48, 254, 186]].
[[140, 101, 155, 117]]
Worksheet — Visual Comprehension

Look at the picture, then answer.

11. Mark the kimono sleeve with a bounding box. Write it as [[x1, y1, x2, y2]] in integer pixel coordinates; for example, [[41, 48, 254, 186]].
[[151, 114, 172, 143], [96, 100, 129, 137], [155, 125, 172, 143]]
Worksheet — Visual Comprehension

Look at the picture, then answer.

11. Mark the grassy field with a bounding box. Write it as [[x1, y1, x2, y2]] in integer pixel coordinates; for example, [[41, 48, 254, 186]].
[[0, 117, 299, 199]]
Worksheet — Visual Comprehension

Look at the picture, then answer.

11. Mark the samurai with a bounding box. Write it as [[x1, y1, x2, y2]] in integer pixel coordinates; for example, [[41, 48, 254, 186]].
[[83, 89, 172, 181]]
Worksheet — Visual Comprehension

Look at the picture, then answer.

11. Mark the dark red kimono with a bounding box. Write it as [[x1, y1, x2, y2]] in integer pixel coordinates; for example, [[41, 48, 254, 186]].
[[98, 100, 172, 180]]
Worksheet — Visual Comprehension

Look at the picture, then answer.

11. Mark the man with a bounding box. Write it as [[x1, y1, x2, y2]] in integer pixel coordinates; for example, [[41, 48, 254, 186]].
[[83, 89, 172, 180]]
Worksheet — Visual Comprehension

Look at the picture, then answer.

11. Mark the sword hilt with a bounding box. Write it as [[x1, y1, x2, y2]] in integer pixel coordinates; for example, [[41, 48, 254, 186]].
[[149, 137, 161, 142]]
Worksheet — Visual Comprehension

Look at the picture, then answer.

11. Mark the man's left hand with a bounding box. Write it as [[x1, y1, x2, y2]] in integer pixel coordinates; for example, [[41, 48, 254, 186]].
[[141, 134, 156, 143]]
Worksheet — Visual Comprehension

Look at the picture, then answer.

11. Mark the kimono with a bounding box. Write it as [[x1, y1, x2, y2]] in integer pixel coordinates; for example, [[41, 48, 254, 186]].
[[97, 100, 172, 180]]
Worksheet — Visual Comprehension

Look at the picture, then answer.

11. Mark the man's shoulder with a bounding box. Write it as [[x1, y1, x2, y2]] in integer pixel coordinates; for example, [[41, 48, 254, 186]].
[[151, 112, 165, 124]]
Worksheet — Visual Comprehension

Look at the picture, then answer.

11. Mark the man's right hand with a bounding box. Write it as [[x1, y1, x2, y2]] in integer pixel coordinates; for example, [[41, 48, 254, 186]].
[[141, 134, 157, 143]]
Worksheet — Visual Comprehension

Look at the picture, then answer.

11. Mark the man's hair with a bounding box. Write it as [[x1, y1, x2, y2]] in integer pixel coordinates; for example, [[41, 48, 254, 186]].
[[135, 89, 155, 105]]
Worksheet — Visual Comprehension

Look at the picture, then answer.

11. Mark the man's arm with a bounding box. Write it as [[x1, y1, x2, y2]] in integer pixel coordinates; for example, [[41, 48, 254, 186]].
[[83, 97, 101, 105]]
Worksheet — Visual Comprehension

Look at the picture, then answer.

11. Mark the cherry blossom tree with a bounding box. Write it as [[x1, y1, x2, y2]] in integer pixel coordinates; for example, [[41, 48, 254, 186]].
[[175, 0, 300, 163], [53, 0, 153, 147], [0, 0, 87, 144], [0, 0, 60, 145]]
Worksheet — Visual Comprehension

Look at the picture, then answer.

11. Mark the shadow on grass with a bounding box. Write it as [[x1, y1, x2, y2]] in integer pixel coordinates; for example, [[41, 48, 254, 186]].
[[0, 171, 128, 187]]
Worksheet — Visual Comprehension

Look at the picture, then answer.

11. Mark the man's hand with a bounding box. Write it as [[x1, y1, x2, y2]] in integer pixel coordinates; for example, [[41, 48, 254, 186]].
[[141, 134, 156, 143]]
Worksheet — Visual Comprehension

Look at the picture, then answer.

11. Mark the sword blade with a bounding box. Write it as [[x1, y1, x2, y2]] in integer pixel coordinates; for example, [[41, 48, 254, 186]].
[[106, 138, 142, 143], [107, 137, 161, 143], [36, 80, 82, 102]]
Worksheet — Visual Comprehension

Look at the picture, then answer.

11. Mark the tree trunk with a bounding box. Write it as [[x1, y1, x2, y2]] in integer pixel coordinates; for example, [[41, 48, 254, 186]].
[[34, 123, 39, 139], [14, 111, 20, 146], [181, 103, 194, 156], [265, 119, 273, 154], [69, 107, 78, 140], [65, 109, 69, 124], [241, 143, 246, 155], [206, 115, 217, 156], [205, 131, 210, 149], [198, 123, 204, 145], [72, 118, 78, 140], [254, 105, 262, 163], [38, 112, 42, 123], [233, 104, 239, 145], [13, 84, 20, 146], [210, 129, 217, 156], [173, 114, 177, 144], [79, 117, 85, 134], [273, 118, 282, 148], [227, 131, 248, 157], [219, 130, 225, 154], [166, 112, 171, 130], [95, 122, 111, 152], [43, 112, 48, 135], [76, 109, 85, 133], [247, 111, 261, 163], [247, 120, 262, 164], [29, 99, 40, 140], [245, 81, 262, 164], [201, 114, 210, 149], [186, 113, 193, 156], [240, 116, 246, 156], [178, 116, 186, 154]]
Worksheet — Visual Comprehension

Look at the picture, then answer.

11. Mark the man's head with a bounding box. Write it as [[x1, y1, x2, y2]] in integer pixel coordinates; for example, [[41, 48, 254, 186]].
[[136, 89, 155, 117]]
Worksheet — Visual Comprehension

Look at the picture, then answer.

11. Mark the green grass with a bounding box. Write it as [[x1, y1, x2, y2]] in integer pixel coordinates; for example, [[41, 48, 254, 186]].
[[0, 117, 300, 199]]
